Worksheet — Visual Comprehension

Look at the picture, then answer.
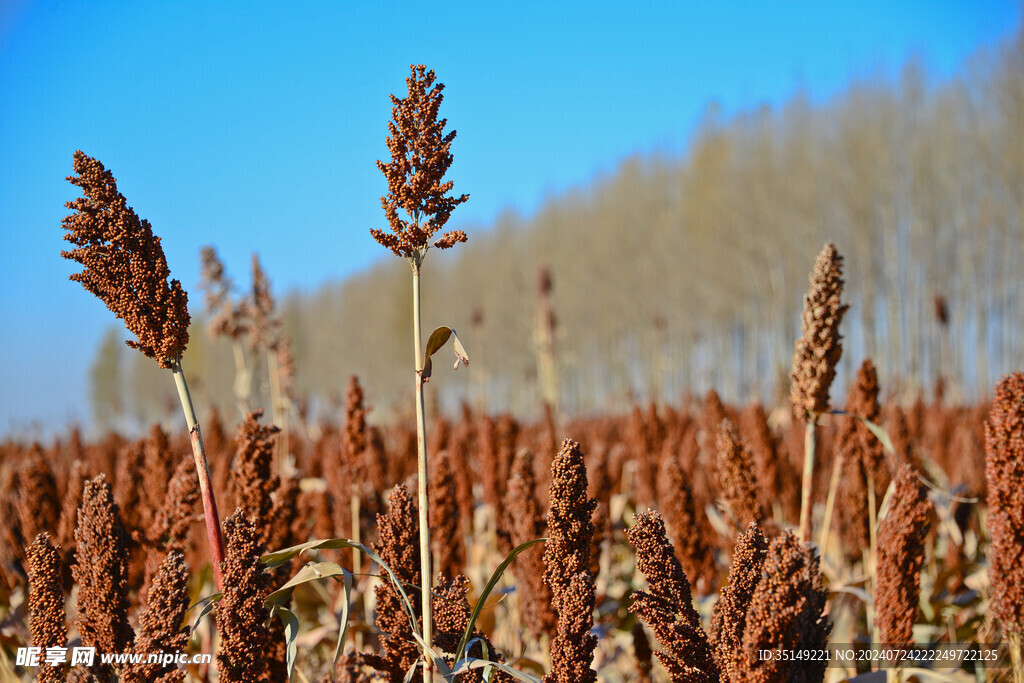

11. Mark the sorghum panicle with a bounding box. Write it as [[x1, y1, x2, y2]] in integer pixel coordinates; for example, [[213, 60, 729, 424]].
[[984, 372, 1024, 633], [61, 151, 190, 368], [790, 243, 848, 418]]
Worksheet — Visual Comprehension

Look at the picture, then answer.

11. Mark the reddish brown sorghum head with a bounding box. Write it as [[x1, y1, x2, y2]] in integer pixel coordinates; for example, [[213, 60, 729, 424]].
[[246, 253, 281, 351], [632, 623, 654, 683], [710, 523, 768, 683], [740, 403, 781, 520], [717, 420, 763, 528], [344, 375, 368, 481], [543, 439, 597, 607], [73, 475, 134, 669], [147, 458, 200, 552], [836, 359, 892, 560], [627, 510, 718, 682], [542, 439, 598, 682], [374, 485, 422, 682], [216, 511, 271, 683], [371, 65, 469, 260], [790, 243, 848, 418], [736, 531, 831, 683], [16, 446, 60, 552], [543, 571, 598, 683], [657, 454, 716, 595], [984, 372, 1024, 634], [27, 533, 67, 683], [123, 550, 190, 683], [432, 574, 511, 682], [113, 439, 145, 536], [507, 449, 556, 637], [57, 459, 88, 556], [140, 424, 173, 532], [429, 449, 465, 579], [874, 464, 934, 648], [847, 359, 889, 495], [199, 245, 248, 341], [61, 151, 190, 368], [232, 410, 281, 545]]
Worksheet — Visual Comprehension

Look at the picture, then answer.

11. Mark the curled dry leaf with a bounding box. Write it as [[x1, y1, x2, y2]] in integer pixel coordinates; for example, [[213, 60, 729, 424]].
[[421, 326, 470, 381]]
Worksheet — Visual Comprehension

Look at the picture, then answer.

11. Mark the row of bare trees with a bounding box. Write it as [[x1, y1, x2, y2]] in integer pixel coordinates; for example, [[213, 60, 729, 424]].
[[92, 27, 1023, 430]]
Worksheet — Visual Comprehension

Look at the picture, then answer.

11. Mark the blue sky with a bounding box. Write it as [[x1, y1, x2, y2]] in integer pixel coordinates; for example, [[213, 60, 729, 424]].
[[1, 1, 1019, 438]]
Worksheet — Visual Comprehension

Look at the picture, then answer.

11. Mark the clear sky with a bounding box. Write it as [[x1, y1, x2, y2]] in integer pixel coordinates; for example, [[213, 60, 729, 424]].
[[1, 1, 1019, 439]]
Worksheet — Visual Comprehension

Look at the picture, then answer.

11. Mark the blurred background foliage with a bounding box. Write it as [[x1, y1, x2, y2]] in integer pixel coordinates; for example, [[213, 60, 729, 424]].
[[92, 27, 1023, 433]]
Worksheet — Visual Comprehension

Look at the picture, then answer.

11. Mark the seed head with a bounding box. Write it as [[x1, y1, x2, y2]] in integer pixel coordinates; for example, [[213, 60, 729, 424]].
[[61, 151, 190, 369], [373, 485, 422, 680], [790, 243, 848, 418], [73, 475, 134, 668], [710, 523, 768, 682], [737, 531, 831, 683], [372, 65, 469, 260], [874, 464, 934, 648], [216, 511, 272, 683], [984, 372, 1024, 633], [27, 533, 67, 683], [626, 509, 718, 682], [124, 550, 190, 683], [716, 420, 762, 528], [199, 245, 248, 341]]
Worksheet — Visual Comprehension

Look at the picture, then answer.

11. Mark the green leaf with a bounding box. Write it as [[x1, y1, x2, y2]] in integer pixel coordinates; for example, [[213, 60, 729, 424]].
[[265, 561, 348, 608], [410, 630, 455, 678], [450, 658, 543, 683], [828, 410, 894, 456], [263, 537, 422, 640], [456, 538, 545, 661], [330, 570, 353, 682], [188, 592, 222, 634], [421, 326, 469, 380], [274, 606, 300, 680]]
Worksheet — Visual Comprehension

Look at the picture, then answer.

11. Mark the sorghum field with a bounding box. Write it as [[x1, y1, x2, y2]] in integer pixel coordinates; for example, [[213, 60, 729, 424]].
[[2, 55, 1023, 683]]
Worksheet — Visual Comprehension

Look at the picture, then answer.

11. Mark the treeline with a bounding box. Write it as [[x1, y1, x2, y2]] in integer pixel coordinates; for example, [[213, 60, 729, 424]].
[[92, 27, 1023, 431]]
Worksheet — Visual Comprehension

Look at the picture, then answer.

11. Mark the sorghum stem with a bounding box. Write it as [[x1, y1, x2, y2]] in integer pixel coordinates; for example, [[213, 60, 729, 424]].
[[799, 414, 817, 543], [171, 360, 226, 591], [412, 258, 433, 681], [818, 450, 845, 554]]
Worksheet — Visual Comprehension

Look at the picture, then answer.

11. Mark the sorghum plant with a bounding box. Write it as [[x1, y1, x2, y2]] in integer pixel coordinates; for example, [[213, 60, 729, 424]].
[[790, 242, 848, 542], [370, 64, 469, 681], [61, 151, 226, 589]]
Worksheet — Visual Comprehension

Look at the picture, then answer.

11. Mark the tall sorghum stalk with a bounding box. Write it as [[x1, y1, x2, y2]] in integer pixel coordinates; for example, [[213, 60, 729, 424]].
[[984, 372, 1024, 682], [790, 243, 848, 542], [535, 266, 559, 412], [61, 151, 226, 589], [371, 64, 469, 681], [198, 245, 252, 417], [248, 253, 290, 469], [344, 376, 368, 585]]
